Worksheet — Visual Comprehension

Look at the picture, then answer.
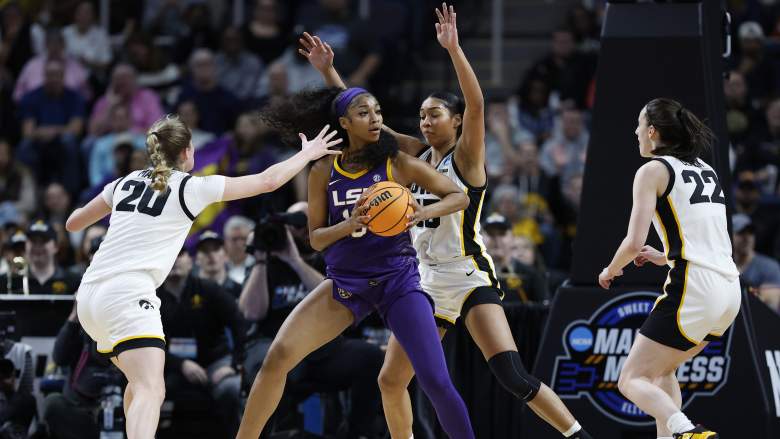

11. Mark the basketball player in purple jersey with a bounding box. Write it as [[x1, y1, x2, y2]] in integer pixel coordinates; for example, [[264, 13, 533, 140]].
[[236, 86, 476, 439], [299, 3, 593, 438]]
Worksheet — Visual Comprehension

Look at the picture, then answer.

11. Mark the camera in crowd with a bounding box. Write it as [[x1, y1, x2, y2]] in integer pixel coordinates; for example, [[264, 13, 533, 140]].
[[250, 211, 307, 252]]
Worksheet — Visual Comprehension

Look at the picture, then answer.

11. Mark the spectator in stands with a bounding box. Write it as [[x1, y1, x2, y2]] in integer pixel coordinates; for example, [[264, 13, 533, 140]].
[[0, 231, 25, 278], [88, 63, 164, 137], [177, 49, 240, 136], [566, 4, 599, 53], [540, 107, 588, 187], [43, 303, 114, 439], [239, 201, 384, 438], [176, 100, 215, 150], [484, 96, 533, 184], [516, 78, 556, 143], [0, 2, 35, 79], [0, 220, 80, 294], [216, 26, 263, 101], [68, 224, 105, 277], [63, 2, 112, 75], [173, 2, 219, 64], [195, 231, 243, 299], [18, 59, 84, 198], [0, 327, 35, 439], [734, 21, 778, 104], [296, 0, 383, 87], [223, 216, 255, 285], [242, 0, 289, 66], [484, 215, 549, 303], [733, 213, 780, 314], [519, 28, 595, 109], [13, 27, 89, 102], [0, 139, 35, 222], [158, 249, 245, 438], [744, 97, 780, 194], [733, 172, 780, 259], [725, 70, 761, 151], [88, 104, 146, 187], [142, 0, 187, 41], [123, 32, 181, 103]]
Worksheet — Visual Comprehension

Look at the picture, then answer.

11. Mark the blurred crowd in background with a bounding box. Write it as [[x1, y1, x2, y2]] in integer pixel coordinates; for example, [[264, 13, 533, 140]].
[[0, 0, 779, 437]]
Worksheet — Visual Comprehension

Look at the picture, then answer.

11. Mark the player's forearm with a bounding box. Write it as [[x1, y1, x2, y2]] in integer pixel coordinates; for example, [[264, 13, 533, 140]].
[[224, 150, 315, 201], [447, 46, 484, 112], [607, 237, 643, 273], [320, 66, 347, 89], [310, 221, 354, 252], [422, 192, 469, 221]]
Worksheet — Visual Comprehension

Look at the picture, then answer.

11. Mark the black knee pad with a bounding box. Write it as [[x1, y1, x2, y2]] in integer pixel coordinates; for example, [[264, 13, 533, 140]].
[[487, 350, 541, 402]]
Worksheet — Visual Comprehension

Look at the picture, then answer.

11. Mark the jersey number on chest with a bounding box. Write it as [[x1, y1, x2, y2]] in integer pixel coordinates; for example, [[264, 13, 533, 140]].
[[116, 180, 171, 217], [681, 169, 725, 205]]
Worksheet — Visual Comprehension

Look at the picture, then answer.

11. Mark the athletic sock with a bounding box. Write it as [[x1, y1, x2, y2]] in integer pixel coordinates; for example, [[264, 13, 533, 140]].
[[666, 412, 695, 434], [563, 421, 581, 437]]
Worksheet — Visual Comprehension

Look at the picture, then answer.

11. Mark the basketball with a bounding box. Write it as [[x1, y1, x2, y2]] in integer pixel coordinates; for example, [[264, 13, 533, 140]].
[[363, 181, 412, 237]]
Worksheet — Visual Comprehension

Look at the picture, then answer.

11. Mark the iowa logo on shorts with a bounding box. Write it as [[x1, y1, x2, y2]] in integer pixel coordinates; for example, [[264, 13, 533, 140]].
[[551, 292, 732, 426], [337, 288, 352, 299], [139, 299, 155, 310]]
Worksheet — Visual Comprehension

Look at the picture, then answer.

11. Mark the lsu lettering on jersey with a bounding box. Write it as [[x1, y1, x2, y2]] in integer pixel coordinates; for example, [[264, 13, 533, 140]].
[[651, 156, 739, 278], [82, 169, 225, 287]]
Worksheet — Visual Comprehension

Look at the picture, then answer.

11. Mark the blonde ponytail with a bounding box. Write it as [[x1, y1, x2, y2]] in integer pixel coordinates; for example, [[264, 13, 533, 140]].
[[147, 132, 172, 191], [144, 115, 192, 192]]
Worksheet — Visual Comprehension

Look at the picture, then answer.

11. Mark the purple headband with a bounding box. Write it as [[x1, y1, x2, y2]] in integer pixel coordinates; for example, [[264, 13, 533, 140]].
[[332, 87, 369, 117]]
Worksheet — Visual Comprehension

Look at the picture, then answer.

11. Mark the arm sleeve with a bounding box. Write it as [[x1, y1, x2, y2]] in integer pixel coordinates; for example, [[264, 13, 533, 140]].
[[182, 175, 226, 217], [101, 177, 123, 207]]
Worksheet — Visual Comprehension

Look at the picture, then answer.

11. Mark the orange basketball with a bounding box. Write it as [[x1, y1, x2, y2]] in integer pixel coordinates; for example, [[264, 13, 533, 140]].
[[363, 181, 412, 237]]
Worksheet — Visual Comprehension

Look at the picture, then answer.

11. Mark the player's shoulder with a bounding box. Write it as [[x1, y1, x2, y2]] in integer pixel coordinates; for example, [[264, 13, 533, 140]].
[[311, 155, 336, 176], [635, 158, 671, 192]]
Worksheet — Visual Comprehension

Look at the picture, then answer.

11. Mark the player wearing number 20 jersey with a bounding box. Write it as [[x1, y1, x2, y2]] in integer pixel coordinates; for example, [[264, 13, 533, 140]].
[[77, 169, 226, 356]]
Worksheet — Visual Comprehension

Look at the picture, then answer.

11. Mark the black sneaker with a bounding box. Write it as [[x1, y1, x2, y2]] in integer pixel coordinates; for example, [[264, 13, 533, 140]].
[[572, 429, 593, 439], [673, 425, 719, 439]]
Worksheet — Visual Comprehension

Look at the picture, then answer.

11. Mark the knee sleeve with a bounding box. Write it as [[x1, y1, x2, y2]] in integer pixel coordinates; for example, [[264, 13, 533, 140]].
[[487, 350, 541, 402]]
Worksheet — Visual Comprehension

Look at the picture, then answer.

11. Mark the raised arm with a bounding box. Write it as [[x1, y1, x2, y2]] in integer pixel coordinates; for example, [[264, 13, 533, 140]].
[[307, 159, 370, 252], [437, 3, 485, 170], [299, 32, 426, 156], [221, 125, 342, 201], [298, 33, 347, 89]]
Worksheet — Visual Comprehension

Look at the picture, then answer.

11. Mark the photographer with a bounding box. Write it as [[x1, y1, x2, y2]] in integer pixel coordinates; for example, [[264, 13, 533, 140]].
[[0, 314, 35, 439], [42, 303, 115, 439], [239, 202, 384, 439], [483, 214, 549, 303], [159, 249, 245, 438]]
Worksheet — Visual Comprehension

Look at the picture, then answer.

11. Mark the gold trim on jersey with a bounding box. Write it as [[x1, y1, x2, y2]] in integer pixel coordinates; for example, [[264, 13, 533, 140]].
[[473, 190, 487, 253], [676, 262, 698, 346], [386, 158, 394, 181], [334, 157, 369, 179], [97, 334, 167, 353], [458, 186, 468, 256], [668, 198, 686, 260], [434, 313, 457, 324]]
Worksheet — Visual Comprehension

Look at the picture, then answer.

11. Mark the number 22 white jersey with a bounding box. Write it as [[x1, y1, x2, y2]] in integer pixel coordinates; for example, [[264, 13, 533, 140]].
[[650, 156, 739, 278], [81, 169, 225, 288]]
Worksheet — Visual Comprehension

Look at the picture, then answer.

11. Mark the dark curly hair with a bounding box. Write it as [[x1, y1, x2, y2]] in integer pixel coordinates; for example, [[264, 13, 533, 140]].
[[260, 87, 398, 169], [645, 98, 715, 165]]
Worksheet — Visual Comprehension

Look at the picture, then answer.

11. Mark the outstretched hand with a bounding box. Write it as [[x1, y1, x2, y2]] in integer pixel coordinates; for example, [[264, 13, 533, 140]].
[[298, 32, 334, 72], [300, 124, 342, 160], [435, 2, 459, 50]]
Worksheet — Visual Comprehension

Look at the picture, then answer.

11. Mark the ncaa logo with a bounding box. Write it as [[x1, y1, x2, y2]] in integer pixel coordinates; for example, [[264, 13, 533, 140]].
[[373, 174, 382, 182], [551, 292, 732, 426]]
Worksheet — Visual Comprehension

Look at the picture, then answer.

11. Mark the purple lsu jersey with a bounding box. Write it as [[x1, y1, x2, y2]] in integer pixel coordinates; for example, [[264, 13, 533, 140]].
[[324, 157, 416, 277]]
